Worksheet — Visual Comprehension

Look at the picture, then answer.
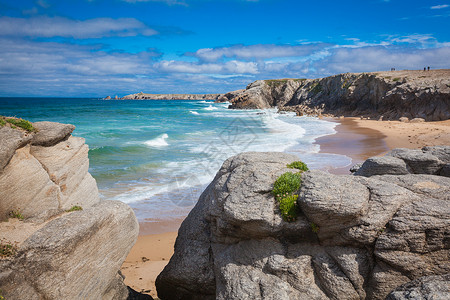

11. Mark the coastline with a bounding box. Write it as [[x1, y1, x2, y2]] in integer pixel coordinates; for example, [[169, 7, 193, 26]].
[[121, 116, 450, 298]]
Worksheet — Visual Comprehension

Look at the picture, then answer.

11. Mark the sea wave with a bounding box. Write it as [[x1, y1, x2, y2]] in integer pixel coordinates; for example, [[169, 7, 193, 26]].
[[144, 133, 169, 147], [204, 105, 218, 111], [190, 111, 200, 115]]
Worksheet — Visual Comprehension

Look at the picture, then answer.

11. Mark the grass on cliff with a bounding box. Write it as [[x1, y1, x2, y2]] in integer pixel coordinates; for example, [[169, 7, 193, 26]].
[[287, 161, 309, 172], [66, 206, 83, 212], [9, 209, 24, 220], [272, 162, 308, 222], [265, 78, 306, 87], [0, 238, 17, 258], [0, 116, 35, 132]]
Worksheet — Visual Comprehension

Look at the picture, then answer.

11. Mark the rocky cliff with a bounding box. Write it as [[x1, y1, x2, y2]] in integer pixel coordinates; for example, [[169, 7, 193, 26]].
[[117, 92, 223, 100], [221, 70, 450, 121], [0, 118, 145, 300], [156, 147, 450, 299]]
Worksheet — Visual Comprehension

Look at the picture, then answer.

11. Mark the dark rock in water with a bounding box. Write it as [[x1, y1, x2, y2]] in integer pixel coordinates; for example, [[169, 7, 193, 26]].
[[385, 274, 450, 300], [349, 162, 363, 173], [156, 147, 450, 300]]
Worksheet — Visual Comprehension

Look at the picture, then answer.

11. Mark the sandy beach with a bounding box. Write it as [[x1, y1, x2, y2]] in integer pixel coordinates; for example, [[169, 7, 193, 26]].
[[121, 117, 450, 298]]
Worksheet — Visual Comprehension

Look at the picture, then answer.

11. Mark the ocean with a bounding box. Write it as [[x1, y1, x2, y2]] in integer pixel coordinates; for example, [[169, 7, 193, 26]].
[[0, 98, 351, 224]]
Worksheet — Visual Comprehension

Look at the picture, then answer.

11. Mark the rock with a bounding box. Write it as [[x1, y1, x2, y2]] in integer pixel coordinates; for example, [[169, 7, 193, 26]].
[[0, 145, 61, 221], [157, 148, 450, 300], [31, 121, 75, 147], [410, 118, 425, 123], [349, 162, 363, 173], [30, 136, 100, 210], [399, 117, 409, 122], [105, 96, 111, 100], [385, 274, 450, 300], [388, 148, 444, 174], [440, 164, 450, 177], [354, 156, 410, 176], [0, 201, 139, 300], [225, 70, 450, 121], [0, 126, 33, 170], [422, 145, 450, 163]]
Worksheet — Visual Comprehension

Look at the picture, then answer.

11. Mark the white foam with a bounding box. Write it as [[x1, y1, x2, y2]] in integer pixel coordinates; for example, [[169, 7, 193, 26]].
[[204, 105, 218, 111], [190, 111, 200, 115], [144, 133, 169, 147]]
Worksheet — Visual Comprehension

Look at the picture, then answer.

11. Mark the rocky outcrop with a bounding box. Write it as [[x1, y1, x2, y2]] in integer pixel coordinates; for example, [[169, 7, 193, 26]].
[[226, 70, 450, 121], [0, 120, 142, 300], [156, 147, 450, 300], [118, 92, 223, 100]]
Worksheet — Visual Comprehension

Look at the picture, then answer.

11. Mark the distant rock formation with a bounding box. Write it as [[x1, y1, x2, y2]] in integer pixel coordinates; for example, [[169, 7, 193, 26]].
[[0, 120, 145, 299], [117, 92, 224, 100], [156, 147, 450, 299], [224, 70, 450, 121]]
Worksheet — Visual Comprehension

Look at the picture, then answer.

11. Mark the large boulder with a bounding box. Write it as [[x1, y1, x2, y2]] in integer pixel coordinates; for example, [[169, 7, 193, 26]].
[[31, 121, 75, 146], [0, 126, 33, 170], [157, 149, 450, 300], [0, 201, 139, 300]]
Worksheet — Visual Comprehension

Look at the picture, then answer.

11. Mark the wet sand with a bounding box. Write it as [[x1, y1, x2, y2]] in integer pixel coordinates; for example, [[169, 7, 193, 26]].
[[121, 117, 450, 298]]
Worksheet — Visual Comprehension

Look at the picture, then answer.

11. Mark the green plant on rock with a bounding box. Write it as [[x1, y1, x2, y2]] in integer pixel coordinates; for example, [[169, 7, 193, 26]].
[[287, 161, 309, 172], [310, 222, 319, 234], [9, 209, 24, 220], [5, 118, 35, 132], [0, 239, 17, 258], [0, 117, 6, 127], [279, 194, 299, 222], [66, 205, 83, 212], [393, 77, 401, 82], [272, 172, 302, 198], [310, 83, 323, 95]]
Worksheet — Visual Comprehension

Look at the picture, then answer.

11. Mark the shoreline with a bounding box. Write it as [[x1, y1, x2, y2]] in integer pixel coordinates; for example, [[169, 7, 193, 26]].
[[121, 116, 450, 298]]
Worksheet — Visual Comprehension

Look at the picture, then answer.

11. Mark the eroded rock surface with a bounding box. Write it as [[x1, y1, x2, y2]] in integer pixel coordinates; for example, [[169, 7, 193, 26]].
[[226, 70, 450, 121], [0, 121, 142, 300], [157, 148, 450, 300]]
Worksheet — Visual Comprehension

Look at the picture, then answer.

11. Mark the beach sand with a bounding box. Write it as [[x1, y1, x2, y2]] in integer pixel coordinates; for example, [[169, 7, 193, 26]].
[[121, 117, 450, 298]]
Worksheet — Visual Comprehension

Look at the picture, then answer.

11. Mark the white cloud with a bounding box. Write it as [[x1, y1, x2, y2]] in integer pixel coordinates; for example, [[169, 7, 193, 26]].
[[156, 60, 258, 74], [0, 16, 158, 39], [189, 44, 327, 62], [431, 4, 449, 9]]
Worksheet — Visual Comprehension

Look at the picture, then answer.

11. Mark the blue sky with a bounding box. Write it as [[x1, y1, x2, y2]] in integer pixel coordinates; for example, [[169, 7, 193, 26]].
[[0, 0, 449, 97]]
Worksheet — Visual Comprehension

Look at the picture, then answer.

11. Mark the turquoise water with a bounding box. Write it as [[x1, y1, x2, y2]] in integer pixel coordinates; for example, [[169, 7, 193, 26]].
[[0, 98, 351, 222]]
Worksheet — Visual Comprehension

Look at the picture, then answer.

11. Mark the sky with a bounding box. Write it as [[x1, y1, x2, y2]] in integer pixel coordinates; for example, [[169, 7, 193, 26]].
[[0, 0, 449, 97]]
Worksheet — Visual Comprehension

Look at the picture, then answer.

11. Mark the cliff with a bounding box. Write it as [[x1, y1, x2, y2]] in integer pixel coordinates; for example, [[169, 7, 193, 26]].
[[221, 69, 450, 121], [116, 92, 223, 100], [156, 148, 450, 299], [0, 117, 147, 299]]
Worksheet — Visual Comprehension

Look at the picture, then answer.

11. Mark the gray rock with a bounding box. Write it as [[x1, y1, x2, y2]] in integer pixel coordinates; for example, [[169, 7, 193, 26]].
[[440, 164, 450, 177], [0, 201, 139, 300], [422, 146, 450, 164], [410, 118, 425, 123], [157, 148, 450, 300], [399, 117, 409, 122], [388, 148, 444, 174], [31, 121, 75, 146], [385, 274, 450, 300], [354, 156, 410, 177], [350, 162, 363, 173], [0, 126, 32, 170]]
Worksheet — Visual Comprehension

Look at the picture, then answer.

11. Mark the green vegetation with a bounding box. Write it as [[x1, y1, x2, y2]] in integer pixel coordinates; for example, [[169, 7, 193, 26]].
[[342, 78, 353, 89], [392, 77, 401, 82], [272, 161, 309, 222], [66, 206, 83, 212], [0, 289, 4, 300], [310, 222, 319, 234], [279, 194, 299, 222], [265, 78, 306, 87], [0, 239, 17, 258], [9, 209, 24, 220], [4, 117, 35, 132], [287, 161, 309, 172], [0, 117, 5, 127], [310, 83, 323, 95], [272, 172, 302, 197]]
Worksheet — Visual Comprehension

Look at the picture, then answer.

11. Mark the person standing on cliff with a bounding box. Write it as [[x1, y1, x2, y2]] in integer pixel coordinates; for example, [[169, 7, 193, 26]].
[[428, 66, 430, 71]]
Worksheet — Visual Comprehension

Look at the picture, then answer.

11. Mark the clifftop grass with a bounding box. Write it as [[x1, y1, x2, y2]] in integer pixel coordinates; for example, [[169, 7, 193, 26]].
[[265, 78, 306, 87], [0, 116, 35, 132]]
